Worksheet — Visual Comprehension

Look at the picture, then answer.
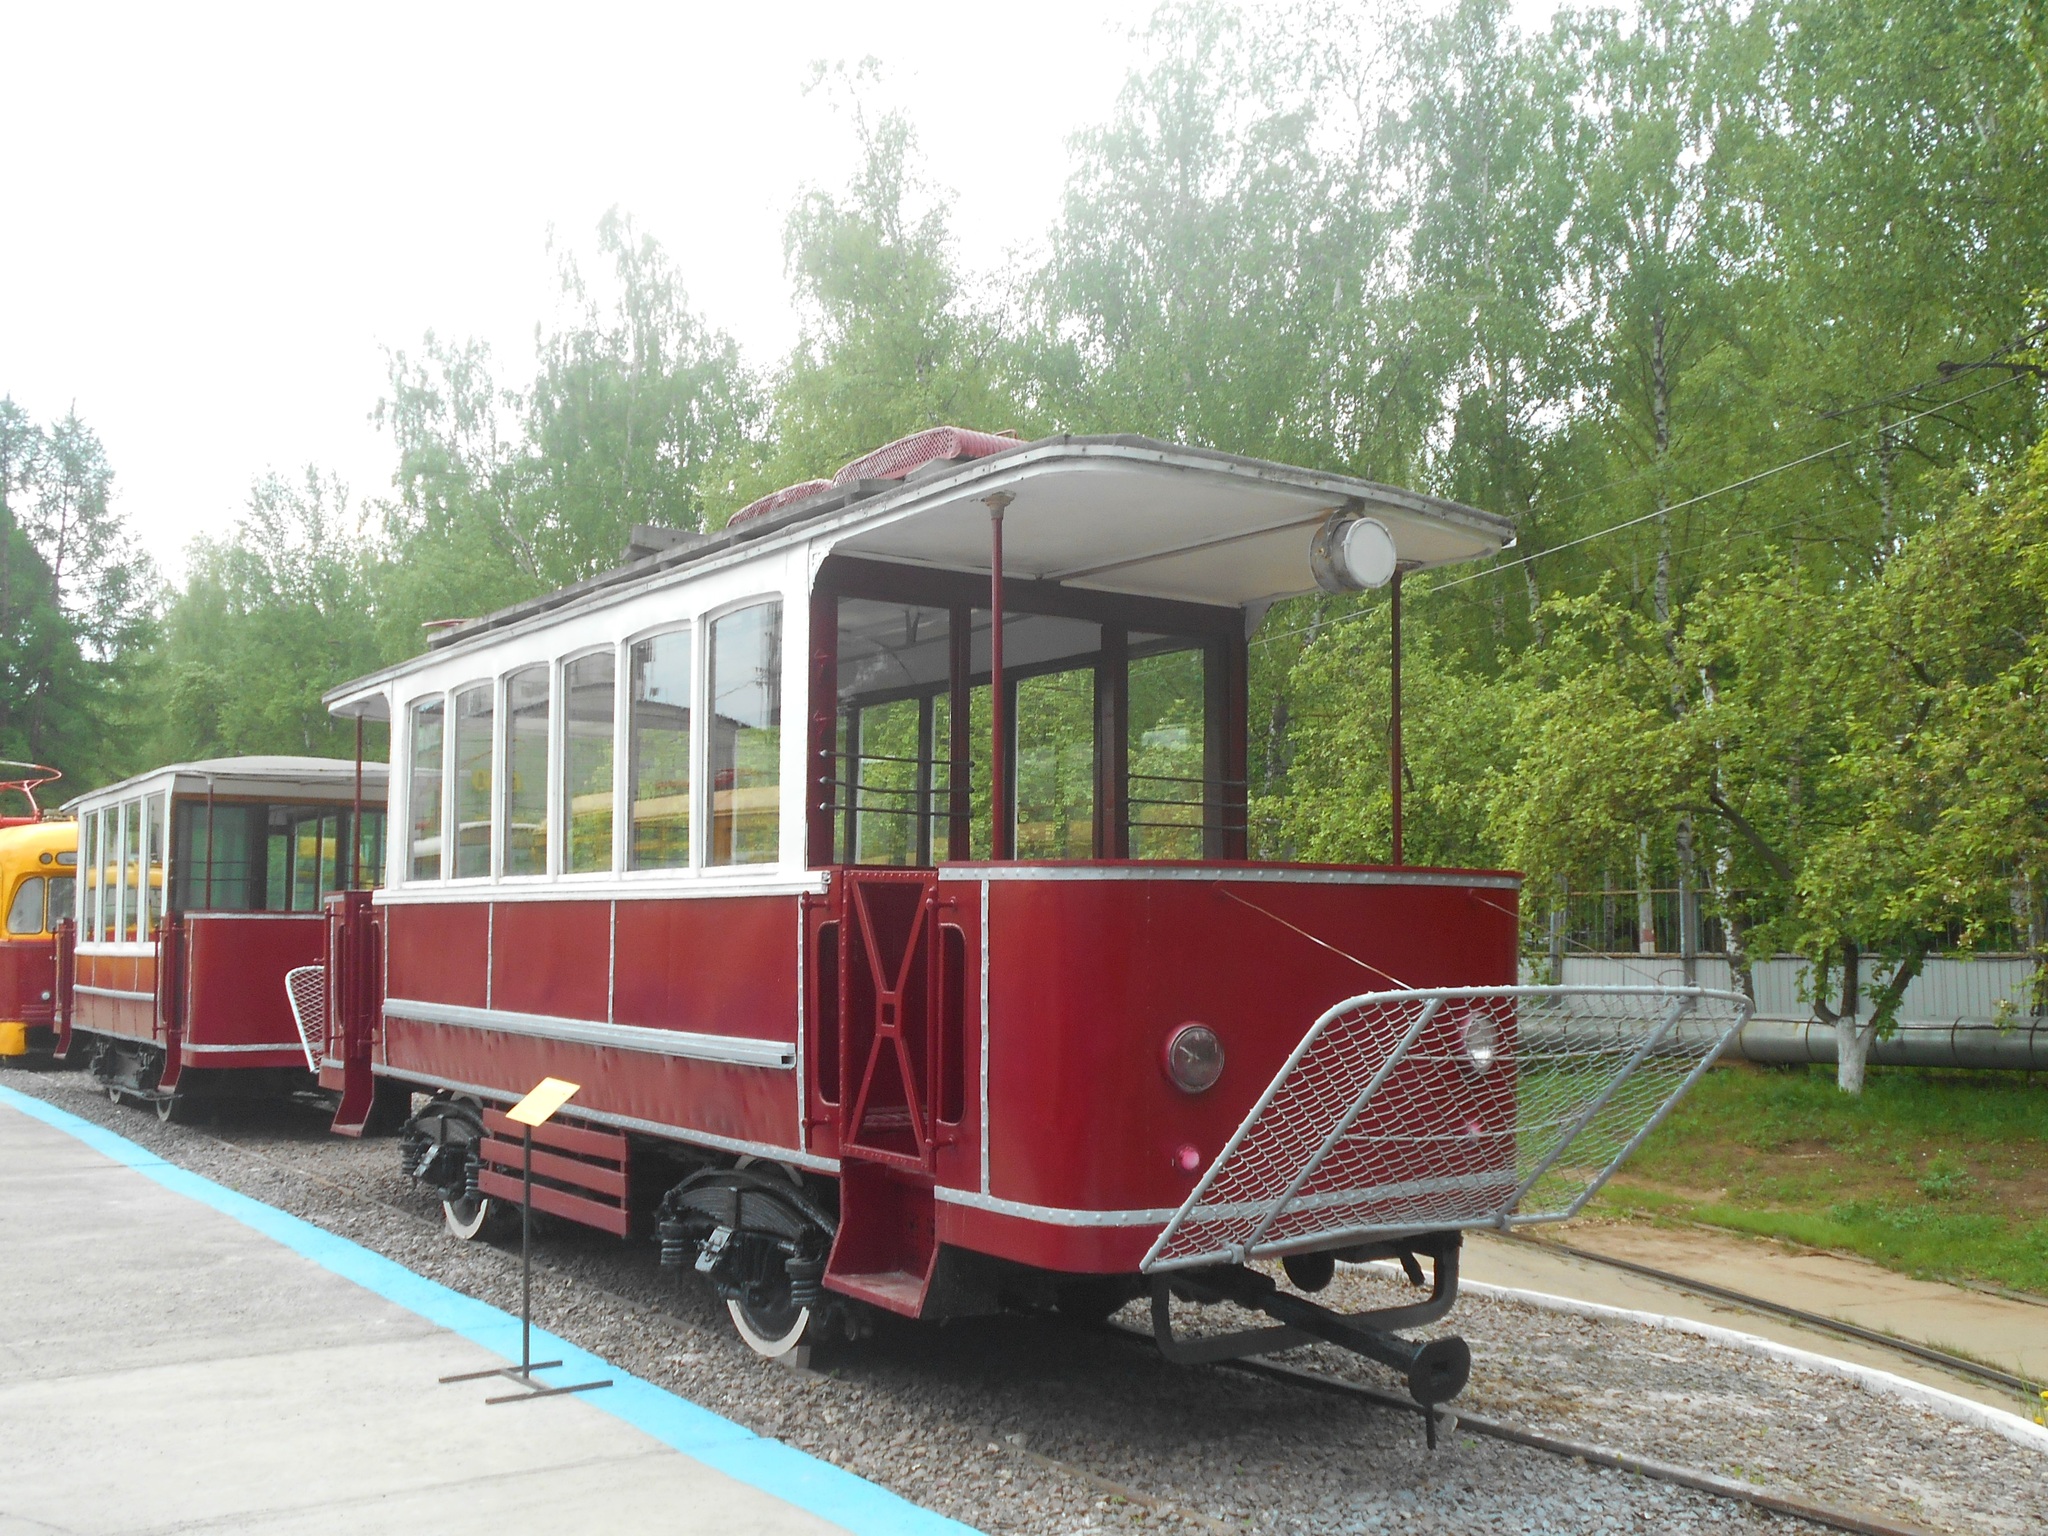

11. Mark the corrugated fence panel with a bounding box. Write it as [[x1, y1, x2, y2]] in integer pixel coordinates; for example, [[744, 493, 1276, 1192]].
[[1522, 954, 2039, 1025]]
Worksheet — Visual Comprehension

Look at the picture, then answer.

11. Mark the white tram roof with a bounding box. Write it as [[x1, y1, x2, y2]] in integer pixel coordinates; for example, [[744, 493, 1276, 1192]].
[[63, 755, 391, 813], [324, 434, 1513, 720]]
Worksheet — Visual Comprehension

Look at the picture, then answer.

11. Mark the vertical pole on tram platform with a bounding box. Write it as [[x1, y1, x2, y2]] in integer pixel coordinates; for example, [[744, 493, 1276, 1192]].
[[520, 1121, 534, 1376], [985, 492, 1014, 860], [1389, 569, 1404, 867], [351, 716, 363, 890]]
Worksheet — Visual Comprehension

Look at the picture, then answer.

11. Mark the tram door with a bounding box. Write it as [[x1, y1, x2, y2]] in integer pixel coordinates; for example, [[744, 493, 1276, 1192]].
[[811, 868, 968, 1313]]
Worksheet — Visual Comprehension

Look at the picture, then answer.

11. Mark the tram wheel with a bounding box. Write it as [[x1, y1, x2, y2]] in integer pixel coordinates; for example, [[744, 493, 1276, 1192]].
[[155, 1090, 201, 1126], [106, 1082, 125, 1106], [1282, 1250, 1337, 1293], [442, 1193, 498, 1241], [726, 1292, 815, 1366]]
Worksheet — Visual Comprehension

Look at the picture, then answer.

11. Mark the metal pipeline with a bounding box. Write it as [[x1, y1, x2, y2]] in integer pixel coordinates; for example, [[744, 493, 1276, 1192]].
[[1524, 1015, 2048, 1069]]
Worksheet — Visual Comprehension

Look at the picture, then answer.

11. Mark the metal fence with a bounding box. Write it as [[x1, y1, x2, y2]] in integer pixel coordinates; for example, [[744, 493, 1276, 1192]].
[[1142, 984, 1751, 1273]]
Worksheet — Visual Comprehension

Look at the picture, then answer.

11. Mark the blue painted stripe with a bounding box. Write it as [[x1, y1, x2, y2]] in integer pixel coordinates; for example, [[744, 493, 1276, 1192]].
[[0, 1083, 982, 1536]]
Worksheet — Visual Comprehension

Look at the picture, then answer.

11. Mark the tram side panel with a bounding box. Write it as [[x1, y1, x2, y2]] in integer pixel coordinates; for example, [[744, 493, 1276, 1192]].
[[377, 894, 808, 1156], [940, 873, 1522, 1275], [180, 914, 325, 1070], [0, 936, 57, 1053]]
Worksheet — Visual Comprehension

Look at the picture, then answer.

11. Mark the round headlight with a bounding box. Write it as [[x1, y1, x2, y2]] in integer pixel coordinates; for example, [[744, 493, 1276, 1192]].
[[1461, 1008, 1500, 1074], [1163, 1024, 1225, 1094], [1311, 514, 1399, 593]]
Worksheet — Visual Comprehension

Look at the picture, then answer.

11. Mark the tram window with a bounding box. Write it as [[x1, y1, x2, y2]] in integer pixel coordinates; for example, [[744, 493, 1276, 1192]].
[[144, 792, 165, 937], [836, 599, 950, 867], [1015, 670, 1095, 859], [408, 697, 445, 881], [709, 601, 782, 866], [355, 808, 387, 887], [173, 804, 260, 911], [502, 665, 549, 876], [629, 629, 691, 870], [452, 684, 494, 878], [563, 651, 616, 874], [6, 877, 43, 935], [49, 876, 73, 928], [121, 800, 141, 941], [1128, 640, 1208, 859], [79, 813, 97, 939]]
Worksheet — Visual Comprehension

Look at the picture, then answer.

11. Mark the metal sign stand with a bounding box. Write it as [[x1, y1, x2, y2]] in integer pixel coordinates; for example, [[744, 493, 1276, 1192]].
[[439, 1077, 612, 1405]]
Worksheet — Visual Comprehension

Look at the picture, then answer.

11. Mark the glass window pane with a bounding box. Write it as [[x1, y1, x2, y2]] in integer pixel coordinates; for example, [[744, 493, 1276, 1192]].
[[354, 809, 387, 889], [408, 698, 445, 881], [100, 809, 117, 939], [709, 602, 782, 866], [145, 793, 165, 936], [293, 816, 323, 911], [563, 652, 617, 874], [6, 876, 43, 935], [122, 800, 141, 940], [630, 630, 691, 870], [48, 876, 73, 928], [80, 813, 97, 939], [836, 600, 949, 868], [1128, 641, 1207, 859], [453, 684, 494, 878], [502, 667, 550, 876], [1015, 668, 1095, 859]]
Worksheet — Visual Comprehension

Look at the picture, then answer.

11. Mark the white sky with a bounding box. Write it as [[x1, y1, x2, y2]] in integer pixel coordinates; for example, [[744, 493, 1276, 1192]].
[[2, 1, 1554, 582]]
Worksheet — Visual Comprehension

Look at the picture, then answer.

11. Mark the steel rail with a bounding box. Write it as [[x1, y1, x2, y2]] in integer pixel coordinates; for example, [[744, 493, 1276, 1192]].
[[1101, 1323, 1943, 1536], [1504, 1232, 2042, 1397]]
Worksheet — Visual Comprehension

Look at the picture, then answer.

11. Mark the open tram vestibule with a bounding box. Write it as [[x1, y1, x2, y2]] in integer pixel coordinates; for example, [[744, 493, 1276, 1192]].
[[813, 556, 1249, 868]]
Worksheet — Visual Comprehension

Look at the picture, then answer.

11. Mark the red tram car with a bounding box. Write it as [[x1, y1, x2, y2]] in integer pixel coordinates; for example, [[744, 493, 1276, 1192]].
[[60, 757, 388, 1121], [312, 431, 1747, 1405]]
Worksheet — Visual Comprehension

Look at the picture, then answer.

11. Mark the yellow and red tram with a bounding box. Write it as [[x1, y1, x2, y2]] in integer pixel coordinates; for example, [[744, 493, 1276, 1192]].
[[0, 764, 74, 1060]]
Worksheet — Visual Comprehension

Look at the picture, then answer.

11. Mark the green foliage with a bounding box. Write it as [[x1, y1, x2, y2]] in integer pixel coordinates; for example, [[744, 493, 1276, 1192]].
[[0, 399, 158, 788], [740, 64, 1029, 507], [151, 470, 385, 764]]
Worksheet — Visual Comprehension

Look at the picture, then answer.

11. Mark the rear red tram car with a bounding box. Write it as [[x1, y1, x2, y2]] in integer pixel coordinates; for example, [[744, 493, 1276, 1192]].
[[60, 757, 388, 1122], [317, 431, 1747, 1405]]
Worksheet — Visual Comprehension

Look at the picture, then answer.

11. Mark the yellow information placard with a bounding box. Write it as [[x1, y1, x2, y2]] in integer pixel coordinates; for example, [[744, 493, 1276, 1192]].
[[505, 1077, 580, 1128]]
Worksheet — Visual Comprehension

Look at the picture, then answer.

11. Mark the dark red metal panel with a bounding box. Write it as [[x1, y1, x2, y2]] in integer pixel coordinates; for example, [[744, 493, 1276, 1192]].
[[382, 1017, 803, 1149], [613, 896, 799, 1041], [0, 939, 55, 1028], [490, 900, 608, 1021], [963, 872, 1519, 1227], [182, 915, 323, 1053], [385, 902, 488, 1007]]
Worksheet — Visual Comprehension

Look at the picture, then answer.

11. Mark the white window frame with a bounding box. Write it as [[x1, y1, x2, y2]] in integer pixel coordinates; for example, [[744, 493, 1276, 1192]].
[[497, 659, 554, 884], [699, 592, 788, 878], [446, 677, 496, 885], [556, 644, 620, 879], [621, 620, 697, 880]]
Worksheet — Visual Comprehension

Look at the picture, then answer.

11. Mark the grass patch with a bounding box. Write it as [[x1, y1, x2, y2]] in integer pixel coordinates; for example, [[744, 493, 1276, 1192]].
[[1591, 1063, 2048, 1295]]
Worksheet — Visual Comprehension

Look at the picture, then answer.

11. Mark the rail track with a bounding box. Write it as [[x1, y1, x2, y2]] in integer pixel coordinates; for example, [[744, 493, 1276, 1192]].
[[14, 1077, 2010, 1535], [1505, 1231, 2042, 1398], [1099, 1325, 1943, 1536]]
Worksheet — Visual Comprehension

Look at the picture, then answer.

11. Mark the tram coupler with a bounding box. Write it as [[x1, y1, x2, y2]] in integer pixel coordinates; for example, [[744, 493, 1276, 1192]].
[[1148, 1233, 1469, 1417]]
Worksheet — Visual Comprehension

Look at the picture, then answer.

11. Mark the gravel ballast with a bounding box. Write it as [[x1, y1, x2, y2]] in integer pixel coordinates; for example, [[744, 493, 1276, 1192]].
[[8, 1067, 2042, 1536]]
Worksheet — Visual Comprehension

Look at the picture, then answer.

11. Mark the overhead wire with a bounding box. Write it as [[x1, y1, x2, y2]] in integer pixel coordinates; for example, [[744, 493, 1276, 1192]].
[[1252, 370, 2031, 652]]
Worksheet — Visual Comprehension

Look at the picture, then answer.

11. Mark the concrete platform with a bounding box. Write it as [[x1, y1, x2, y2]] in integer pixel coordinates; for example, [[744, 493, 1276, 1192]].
[[0, 1090, 973, 1536], [1464, 1224, 2048, 1414]]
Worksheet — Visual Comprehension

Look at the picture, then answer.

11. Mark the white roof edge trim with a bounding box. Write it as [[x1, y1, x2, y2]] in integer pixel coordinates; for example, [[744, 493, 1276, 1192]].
[[63, 757, 391, 814], [320, 438, 1512, 711]]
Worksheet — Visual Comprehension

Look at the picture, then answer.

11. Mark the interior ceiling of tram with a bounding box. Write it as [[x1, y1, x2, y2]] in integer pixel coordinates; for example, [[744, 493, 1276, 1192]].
[[833, 458, 1510, 608]]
